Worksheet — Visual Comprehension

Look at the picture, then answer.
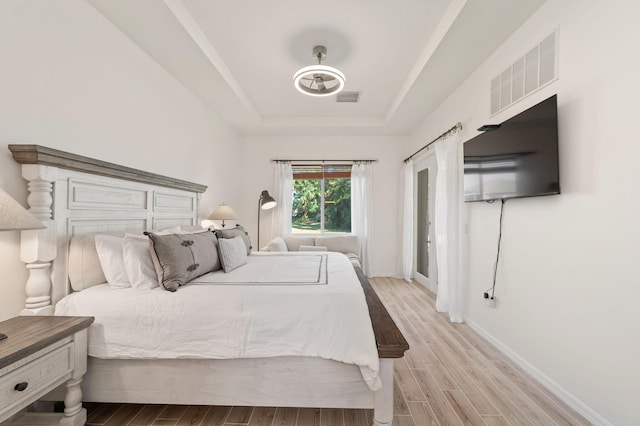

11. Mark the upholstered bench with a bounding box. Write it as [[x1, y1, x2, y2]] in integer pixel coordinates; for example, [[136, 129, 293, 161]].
[[262, 234, 361, 268]]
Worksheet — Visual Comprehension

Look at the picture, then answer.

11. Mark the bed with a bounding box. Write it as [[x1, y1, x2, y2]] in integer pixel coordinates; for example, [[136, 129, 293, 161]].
[[8, 144, 408, 426]]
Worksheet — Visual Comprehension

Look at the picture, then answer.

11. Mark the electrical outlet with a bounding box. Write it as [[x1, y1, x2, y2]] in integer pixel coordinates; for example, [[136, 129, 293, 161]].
[[486, 297, 496, 308]]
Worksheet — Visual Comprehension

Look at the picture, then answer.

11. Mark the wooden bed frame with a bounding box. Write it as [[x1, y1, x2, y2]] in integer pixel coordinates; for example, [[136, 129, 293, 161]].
[[9, 145, 409, 426]]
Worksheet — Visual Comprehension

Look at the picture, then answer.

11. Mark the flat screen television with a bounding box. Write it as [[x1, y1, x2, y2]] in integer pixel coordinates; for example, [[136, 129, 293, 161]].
[[463, 94, 560, 202]]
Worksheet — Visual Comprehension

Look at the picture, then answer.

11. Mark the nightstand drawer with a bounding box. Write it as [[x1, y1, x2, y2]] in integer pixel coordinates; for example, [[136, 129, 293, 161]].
[[0, 343, 73, 414]]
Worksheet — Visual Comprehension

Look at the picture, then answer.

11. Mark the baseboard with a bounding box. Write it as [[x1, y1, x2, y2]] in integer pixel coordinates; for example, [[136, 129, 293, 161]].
[[464, 317, 611, 426]]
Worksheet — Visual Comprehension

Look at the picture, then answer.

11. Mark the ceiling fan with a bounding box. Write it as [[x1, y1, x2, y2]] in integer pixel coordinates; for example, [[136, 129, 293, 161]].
[[293, 45, 346, 97]]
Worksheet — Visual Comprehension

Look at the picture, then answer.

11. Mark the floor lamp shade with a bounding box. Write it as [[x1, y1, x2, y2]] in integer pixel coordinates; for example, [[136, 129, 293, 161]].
[[257, 190, 277, 250], [208, 203, 237, 227]]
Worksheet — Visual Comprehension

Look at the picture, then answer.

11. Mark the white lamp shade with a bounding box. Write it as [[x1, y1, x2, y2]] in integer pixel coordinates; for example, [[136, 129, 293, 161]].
[[261, 200, 277, 210], [0, 188, 46, 231], [208, 203, 238, 221]]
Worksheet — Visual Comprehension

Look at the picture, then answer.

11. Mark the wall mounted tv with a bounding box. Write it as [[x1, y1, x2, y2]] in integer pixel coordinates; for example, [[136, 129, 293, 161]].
[[463, 94, 560, 202]]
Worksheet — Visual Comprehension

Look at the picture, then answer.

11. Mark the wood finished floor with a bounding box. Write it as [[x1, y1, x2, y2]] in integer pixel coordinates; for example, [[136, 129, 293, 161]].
[[84, 277, 590, 426]]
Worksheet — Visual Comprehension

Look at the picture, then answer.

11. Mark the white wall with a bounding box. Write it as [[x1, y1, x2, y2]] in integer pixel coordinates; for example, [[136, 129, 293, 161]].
[[240, 135, 407, 277], [3, 0, 637, 422], [409, 0, 640, 424], [0, 1, 242, 321]]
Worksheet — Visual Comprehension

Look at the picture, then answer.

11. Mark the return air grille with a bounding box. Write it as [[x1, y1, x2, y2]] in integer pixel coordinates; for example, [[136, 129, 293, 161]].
[[491, 30, 558, 115], [337, 91, 361, 103]]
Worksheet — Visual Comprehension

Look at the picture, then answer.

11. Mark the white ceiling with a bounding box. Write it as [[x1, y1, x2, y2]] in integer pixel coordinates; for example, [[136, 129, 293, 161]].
[[87, 0, 546, 136]]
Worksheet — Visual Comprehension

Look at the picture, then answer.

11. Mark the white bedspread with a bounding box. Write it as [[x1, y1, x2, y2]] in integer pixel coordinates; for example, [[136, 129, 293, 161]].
[[191, 253, 328, 285], [55, 252, 381, 390]]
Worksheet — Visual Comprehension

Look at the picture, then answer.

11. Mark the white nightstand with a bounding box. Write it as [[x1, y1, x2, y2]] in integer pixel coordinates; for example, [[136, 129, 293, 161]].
[[0, 316, 94, 425]]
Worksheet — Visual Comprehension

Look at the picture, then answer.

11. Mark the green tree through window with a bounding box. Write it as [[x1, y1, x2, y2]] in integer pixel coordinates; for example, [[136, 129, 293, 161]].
[[292, 165, 351, 234]]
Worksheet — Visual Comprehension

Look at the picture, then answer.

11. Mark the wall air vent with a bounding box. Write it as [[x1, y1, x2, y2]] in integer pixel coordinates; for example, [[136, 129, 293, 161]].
[[491, 30, 558, 115], [337, 91, 361, 103]]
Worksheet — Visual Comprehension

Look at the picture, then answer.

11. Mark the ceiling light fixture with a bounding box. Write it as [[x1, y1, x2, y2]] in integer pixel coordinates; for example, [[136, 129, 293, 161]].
[[293, 45, 345, 97]]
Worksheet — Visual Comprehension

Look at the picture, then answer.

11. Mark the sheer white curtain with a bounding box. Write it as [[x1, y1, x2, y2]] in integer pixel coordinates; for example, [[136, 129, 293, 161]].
[[434, 132, 463, 323], [351, 162, 374, 277], [271, 162, 293, 241], [401, 159, 414, 282]]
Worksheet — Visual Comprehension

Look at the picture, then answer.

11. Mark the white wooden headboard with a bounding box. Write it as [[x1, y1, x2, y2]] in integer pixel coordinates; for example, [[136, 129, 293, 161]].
[[9, 145, 207, 315]]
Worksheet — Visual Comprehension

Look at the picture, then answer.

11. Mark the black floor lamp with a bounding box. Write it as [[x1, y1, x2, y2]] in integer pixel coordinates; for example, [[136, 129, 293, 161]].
[[257, 190, 277, 250]]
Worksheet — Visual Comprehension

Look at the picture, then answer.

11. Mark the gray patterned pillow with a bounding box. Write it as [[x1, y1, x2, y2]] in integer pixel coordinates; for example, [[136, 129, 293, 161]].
[[146, 231, 221, 292], [215, 224, 252, 255], [218, 236, 248, 273]]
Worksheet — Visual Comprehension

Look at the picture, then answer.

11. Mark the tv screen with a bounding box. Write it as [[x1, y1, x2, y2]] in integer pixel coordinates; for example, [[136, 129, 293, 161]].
[[463, 95, 560, 202]]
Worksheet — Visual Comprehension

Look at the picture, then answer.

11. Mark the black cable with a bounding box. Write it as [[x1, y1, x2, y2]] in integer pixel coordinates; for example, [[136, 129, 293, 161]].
[[485, 199, 505, 299]]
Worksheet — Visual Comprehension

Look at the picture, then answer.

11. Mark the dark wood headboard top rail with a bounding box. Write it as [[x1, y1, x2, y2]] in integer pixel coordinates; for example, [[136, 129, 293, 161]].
[[355, 267, 409, 358], [9, 144, 207, 194]]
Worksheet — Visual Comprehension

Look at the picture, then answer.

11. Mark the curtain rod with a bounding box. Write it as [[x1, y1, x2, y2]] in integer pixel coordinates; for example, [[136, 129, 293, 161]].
[[403, 122, 462, 163], [271, 159, 378, 163]]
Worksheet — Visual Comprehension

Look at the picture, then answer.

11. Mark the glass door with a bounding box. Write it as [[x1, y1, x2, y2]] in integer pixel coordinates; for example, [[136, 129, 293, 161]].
[[414, 155, 437, 293]]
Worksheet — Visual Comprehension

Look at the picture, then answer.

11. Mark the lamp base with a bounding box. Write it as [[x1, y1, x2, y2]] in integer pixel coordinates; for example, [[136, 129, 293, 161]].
[[0, 333, 7, 341]]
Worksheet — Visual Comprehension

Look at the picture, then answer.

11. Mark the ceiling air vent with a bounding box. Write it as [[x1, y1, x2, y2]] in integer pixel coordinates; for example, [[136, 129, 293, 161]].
[[337, 91, 361, 103]]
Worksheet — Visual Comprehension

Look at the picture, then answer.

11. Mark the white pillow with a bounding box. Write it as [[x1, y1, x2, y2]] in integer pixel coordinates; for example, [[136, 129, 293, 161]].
[[149, 226, 182, 235], [94, 235, 130, 288], [299, 245, 327, 252], [266, 237, 288, 252], [218, 236, 248, 273], [180, 225, 204, 233], [122, 234, 159, 289]]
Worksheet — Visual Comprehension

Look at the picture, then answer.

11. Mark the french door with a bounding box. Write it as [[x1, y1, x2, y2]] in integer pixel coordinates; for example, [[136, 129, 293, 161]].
[[414, 154, 437, 293]]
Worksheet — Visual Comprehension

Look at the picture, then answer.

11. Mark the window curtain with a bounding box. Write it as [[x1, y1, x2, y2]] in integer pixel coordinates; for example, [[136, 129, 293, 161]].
[[434, 132, 463, 323], [351, 162, 374, 277], [401, 159, 414, 282], [271, 162, 293, 241]]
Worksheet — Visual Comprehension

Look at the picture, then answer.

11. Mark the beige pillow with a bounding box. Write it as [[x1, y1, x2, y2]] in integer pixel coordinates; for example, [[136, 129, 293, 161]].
[[266, 237, 288, 252], [69, 233, 108, 291], [147, 231, 221, 292], [299, 245, 327, 252], [283, 235, 315, 251]]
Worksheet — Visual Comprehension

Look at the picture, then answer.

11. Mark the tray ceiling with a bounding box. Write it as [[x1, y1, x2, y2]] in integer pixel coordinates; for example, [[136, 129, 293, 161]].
[[88, 0, 546, 136]]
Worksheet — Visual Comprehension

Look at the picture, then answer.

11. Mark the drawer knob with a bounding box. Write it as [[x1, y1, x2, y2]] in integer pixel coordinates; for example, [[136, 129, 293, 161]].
[[14, 382, 28, 392]]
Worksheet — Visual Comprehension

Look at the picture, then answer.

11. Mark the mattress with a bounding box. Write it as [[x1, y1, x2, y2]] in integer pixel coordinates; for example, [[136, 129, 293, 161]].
[[55, 252, 381, 390]]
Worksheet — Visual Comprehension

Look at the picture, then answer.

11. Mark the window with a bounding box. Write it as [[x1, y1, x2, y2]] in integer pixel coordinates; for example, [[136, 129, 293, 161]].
[[291, 164, 351, 234]]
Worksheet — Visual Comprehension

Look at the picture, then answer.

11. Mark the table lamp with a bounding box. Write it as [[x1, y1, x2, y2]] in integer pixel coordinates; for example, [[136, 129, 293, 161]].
[[0, 188, 46, 340], [208, 203, 237, 228]]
